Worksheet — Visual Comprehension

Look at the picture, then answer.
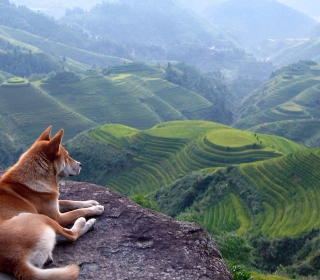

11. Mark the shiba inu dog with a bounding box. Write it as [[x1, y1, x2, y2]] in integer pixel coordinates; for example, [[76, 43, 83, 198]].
[[0, 126, 104, 280]]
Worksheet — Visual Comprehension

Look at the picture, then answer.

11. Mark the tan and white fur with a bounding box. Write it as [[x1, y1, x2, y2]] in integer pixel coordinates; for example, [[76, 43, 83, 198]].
[[0, 126, 104, 280]]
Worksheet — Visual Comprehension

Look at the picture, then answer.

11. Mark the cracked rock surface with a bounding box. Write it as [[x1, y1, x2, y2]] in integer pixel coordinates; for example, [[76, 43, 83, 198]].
[[0, 169, 232, 280]]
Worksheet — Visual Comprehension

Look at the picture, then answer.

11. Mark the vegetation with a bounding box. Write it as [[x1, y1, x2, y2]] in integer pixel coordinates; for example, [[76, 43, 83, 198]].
[[130, 194, 160, 212], [0, 50, 62, 77], [164, 62, 234, 124]]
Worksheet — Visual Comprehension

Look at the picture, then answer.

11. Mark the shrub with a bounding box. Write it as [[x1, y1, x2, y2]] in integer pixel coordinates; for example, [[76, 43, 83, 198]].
[[215, 232, 254, 266], [229, 265, 251, 280], [130, 194, 160, 212]]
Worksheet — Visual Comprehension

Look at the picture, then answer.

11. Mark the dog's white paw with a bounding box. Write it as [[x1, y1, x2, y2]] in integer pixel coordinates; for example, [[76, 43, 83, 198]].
[[75, 217, 86, 227], [89, 205, 104, 216], [79, 218, 97, 237], [86, 200, 100, 207]]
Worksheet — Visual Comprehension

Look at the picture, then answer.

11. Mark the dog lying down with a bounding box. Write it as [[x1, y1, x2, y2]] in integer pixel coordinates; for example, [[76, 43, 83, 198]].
[[0, 126, 104, 280]]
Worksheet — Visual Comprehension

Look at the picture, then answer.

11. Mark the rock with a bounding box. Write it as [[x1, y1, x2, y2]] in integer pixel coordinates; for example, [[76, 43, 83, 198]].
[[0, 170, 232, 280]]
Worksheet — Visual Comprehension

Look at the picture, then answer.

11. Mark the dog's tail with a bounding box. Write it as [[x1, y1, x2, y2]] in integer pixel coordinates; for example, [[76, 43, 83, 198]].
[[14, 262, 80, 280]]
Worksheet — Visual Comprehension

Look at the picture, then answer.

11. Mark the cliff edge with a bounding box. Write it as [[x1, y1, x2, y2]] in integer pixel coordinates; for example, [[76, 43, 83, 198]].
[[0, 168, 232, 280]]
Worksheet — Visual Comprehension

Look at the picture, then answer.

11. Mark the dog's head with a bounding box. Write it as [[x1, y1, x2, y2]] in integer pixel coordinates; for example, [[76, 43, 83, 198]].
[[35, 126, 82, 182]]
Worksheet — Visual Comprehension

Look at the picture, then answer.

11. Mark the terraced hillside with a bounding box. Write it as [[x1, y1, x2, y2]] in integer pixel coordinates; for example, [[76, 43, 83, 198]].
[[140, 136, 320, 242], [75, 121, 304, 196], [41, 70, 213, 129], [0, 80, 96, 144], [234, 61, 320, 147], [0, 64, 218, 149], [238, 148, 320, 238], [151, 145, 320, 241]]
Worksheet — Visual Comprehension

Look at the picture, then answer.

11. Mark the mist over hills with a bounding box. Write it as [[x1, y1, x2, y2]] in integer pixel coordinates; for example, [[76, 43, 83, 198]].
[[200, 0, 316, 57]]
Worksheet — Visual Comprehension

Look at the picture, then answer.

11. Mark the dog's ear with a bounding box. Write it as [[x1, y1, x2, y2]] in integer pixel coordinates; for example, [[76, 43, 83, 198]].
[[48, 129, 64, 154], [37, 126, 52, 141]]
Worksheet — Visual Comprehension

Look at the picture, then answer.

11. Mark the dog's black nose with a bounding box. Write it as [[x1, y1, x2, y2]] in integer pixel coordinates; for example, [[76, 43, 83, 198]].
[[79, 163, 82, 167]]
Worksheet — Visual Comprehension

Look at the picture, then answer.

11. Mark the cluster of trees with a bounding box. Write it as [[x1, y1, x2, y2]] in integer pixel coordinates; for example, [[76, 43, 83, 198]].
[[0, 49, 61, 77], [164, 62, 234, 124]]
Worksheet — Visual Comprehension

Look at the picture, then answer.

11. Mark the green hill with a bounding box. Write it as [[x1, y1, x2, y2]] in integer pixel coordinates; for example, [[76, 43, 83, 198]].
[[40, 69, 214, 129], [65, 120, 304, 196], [234, 61, 320, 147]]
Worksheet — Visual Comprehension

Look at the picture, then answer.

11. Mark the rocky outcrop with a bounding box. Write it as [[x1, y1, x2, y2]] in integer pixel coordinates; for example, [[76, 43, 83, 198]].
[[0, 169, 232, 280]]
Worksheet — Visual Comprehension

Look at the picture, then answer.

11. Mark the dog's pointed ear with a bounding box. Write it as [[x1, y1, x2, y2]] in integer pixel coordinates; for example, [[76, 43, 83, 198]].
[[37, 126, 52, 141], [48, 129, 64, 154]]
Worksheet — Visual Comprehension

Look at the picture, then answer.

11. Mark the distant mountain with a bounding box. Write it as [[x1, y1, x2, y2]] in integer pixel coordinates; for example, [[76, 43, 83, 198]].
[[202, 0, 316, 57], [234, 60, 320, 147], [60, 0, 274, 79], [61, 0, 219, 47]]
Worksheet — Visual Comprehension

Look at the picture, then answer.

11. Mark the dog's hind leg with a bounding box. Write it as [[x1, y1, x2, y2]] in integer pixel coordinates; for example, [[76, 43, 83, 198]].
[[56, 217, 97, 243]]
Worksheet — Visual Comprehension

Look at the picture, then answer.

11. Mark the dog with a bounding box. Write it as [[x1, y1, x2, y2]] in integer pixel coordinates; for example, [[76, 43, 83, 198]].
[[0, 126, 104, 280]]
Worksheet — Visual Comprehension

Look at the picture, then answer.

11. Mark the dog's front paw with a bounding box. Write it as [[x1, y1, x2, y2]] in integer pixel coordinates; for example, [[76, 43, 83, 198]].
[[83, 200, 100, 208], [89, 205, 104, 216]]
